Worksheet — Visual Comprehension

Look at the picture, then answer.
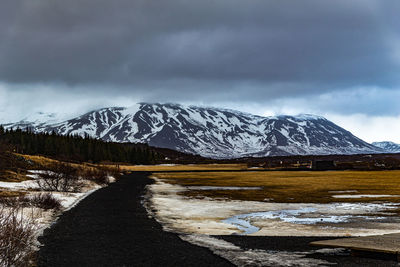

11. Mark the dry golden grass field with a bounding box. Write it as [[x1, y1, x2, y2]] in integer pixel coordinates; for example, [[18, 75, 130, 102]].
[[121, 163, 248, 172], [19, 154, 118, 172], [153, 170, 400, 204]]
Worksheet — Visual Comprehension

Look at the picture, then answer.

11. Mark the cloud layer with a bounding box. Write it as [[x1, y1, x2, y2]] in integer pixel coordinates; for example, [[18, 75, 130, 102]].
[[0, 0, 399, 142], [1, 1, 400, 91]]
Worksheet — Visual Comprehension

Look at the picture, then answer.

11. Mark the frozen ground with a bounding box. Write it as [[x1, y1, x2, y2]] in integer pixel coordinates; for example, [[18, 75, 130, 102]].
[[332, 194, 400, 198], [147, 177, 400, 266], [147, 178, 400, 237], [180, 234, 336, 266]]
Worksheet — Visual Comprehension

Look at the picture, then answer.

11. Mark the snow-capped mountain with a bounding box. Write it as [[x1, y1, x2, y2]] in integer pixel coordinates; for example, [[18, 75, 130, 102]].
[[372, 141, 400, 153], [2, 111, 64, 129], [4, 103, 383, 158]]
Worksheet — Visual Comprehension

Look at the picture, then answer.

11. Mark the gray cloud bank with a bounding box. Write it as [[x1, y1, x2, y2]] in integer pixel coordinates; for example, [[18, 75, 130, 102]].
[[1, 1, 399, 95], [1, 0, 400, 135]]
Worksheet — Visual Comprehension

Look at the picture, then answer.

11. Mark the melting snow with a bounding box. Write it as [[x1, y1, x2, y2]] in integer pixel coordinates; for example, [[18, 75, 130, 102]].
[[332, 194, 400, 199], [147, 179, 400, 237], [180, 234, 333, 267], [223, 208, 353, 235]]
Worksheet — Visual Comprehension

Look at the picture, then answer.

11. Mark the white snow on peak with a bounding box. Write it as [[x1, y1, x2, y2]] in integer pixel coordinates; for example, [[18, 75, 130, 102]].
[[121, 104, 141, 117], [372, 141, 400, 153], [292, 114, 327, 120], [5, 103, 383, 158], [18, 112, 64, 124]]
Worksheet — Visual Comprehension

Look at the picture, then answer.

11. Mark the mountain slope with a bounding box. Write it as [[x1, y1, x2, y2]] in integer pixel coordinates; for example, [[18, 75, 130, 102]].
[[4, 103, 383, 158], [372, 141, 400, 153]]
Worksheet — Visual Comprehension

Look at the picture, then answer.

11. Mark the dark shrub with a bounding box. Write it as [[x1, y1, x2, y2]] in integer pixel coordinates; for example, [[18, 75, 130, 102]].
[[82, 166, 120, 185], [0, 193, 62, 211], [0, 208, 37, 266], [27, 193, 62, 211], [37, 163, 83, 192]]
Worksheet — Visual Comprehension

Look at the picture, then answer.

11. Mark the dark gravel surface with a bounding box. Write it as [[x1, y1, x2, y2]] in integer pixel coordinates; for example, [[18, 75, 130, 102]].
[[38, 171, 399, 267], [37, 172, 233, 267]]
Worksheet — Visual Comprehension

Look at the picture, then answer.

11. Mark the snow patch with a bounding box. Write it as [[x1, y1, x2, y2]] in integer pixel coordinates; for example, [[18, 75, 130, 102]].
[[147, 179, 400, 237], [180, 234, 332, 267], [332, 194, 400, 199]]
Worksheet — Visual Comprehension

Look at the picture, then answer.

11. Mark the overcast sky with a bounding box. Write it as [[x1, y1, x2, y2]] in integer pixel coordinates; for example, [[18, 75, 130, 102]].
[[0, 0, 399, 143]]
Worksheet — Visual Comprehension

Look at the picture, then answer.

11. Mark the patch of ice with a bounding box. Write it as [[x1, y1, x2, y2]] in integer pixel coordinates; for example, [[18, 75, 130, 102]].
[[332, 194, 400, 199], [0, 180, 39, 190], [314, 248, 348, 256], [147, 178, 400, 237], [26, 174, 39, 179], [223, 208, 352, 235], [27, 170, 47, 174], [180, 234, 332, 267]]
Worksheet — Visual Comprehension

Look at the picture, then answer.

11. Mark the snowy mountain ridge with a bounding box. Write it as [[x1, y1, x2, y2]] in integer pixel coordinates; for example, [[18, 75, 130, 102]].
[[4, 103, 383, 158], [372, 141, 400, 153]]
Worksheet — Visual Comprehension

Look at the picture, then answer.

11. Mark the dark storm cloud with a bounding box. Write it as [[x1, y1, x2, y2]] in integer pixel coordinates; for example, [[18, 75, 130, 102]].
[[0, 0, 399, 100]]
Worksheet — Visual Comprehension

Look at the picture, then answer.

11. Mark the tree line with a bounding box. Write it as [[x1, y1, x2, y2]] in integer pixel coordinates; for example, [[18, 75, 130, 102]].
[[0, 126, 160, 164]]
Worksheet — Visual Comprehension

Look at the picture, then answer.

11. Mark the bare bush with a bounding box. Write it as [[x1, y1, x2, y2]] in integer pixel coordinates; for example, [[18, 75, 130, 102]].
[[0, 208, 37, 266], [0, 197, 20, 209], [28, 193, 62, 211], [37, 163, 83, 192], [82, 167, 109, 185], [81, 166, 120, 185], [106, 166, 121, 180], [0, 193, 62, 211]]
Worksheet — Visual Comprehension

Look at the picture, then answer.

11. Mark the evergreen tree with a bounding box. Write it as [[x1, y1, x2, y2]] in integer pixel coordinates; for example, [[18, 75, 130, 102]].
[[0, 128, 160, 165]]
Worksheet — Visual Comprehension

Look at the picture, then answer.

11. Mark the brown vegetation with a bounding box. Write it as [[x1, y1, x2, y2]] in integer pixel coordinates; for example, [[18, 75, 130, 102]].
[[0, 208, 37, 267], [154, 170, 400, 204], [0, 193, 62, 211], [0, 145, 34, 182], [36, 163, 83, 193], [33, 162, 119, 192], [81, 165, 120, 185], [122, 163, 248, 172]]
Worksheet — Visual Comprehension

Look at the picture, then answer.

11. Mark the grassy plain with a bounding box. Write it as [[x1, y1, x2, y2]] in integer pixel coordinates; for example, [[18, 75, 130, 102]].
[[121, 163, 248, 172], [154, 170, 400, 204]]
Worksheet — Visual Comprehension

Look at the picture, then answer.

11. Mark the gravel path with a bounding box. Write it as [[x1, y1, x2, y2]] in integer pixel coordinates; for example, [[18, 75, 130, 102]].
[[37, 172, 233, 266]]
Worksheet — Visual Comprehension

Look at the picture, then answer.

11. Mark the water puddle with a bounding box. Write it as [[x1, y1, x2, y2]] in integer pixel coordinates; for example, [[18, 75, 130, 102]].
[[222, 204, 400, 235], [223, 208, 352, 235]]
